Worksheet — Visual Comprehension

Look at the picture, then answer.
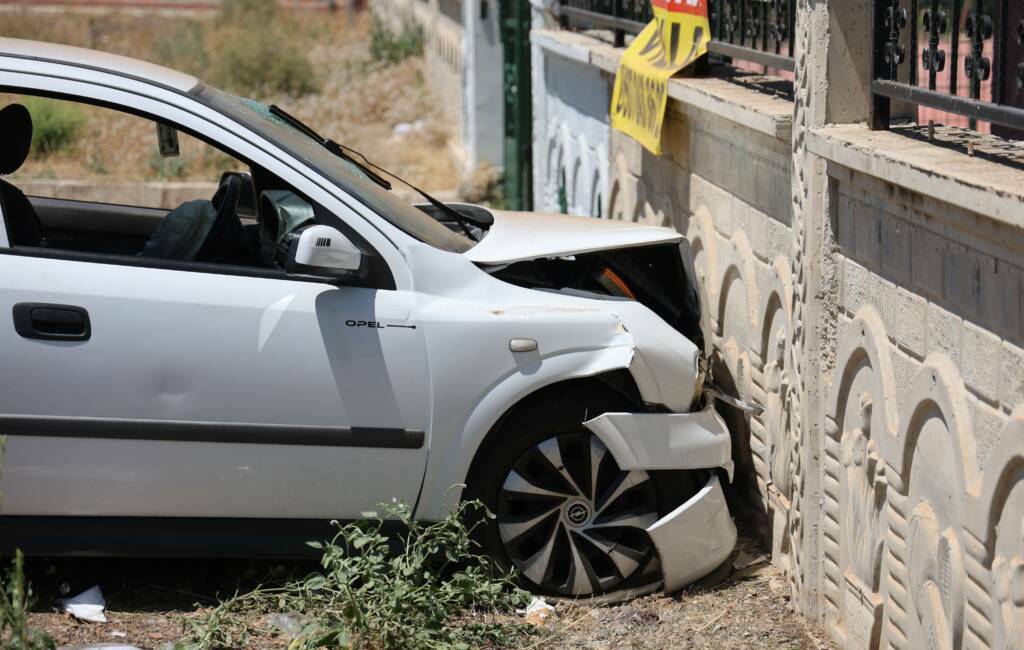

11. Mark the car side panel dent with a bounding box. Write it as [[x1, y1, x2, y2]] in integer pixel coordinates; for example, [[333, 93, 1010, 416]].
[[625, 348, 662, 407], [647, 476, 737, 592], [403, 244, 694, 413], [583, 403, 735, 481]]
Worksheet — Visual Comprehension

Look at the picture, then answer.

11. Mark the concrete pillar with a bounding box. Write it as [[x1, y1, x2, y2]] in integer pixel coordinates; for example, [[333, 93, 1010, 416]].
[[529, 0, 558, 207], [463, 0, 504, 169], [790, 0, 912, 626], [789, 0, 885, 622]]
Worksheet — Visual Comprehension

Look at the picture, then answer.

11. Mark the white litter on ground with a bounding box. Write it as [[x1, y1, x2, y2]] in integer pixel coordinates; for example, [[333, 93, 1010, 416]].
[[267, 612, 306, 639], [518, 596, 556, 626], [60, 585, 108, 623]]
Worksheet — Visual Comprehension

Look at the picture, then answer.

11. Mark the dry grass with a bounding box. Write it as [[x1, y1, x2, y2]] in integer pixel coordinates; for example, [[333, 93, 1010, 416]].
[[1, 8, 459, 192], [512, 537, 836, 650], [25, 536, 836, 649]]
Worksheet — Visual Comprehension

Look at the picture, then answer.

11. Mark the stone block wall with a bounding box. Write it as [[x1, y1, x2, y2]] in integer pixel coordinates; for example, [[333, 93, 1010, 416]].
[[531, 7, 1024, 648], [820, 155, 1024, 650]]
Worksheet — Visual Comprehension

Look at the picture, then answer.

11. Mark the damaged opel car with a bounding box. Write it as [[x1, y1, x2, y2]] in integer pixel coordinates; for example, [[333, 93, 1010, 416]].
[[0, 38, 736, 597]]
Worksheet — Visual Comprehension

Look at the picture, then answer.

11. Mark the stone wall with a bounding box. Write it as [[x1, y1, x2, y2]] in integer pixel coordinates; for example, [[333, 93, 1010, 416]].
[[531, 10, 1024, 650], [811, 127, 1024, 650]]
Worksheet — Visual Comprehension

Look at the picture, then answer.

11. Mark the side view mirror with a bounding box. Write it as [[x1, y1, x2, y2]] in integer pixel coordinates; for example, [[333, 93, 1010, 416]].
[[286, 225, 362, 279]]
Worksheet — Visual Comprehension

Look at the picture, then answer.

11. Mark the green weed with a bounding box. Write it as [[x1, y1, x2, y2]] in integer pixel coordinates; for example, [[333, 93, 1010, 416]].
[[369, 14, 424, 65], [183, 498, 532, 650], [0, 551, 54, 650], [23, 97, 84, 156], [0, 435, 54, 649], [208, 33, 319, 98]]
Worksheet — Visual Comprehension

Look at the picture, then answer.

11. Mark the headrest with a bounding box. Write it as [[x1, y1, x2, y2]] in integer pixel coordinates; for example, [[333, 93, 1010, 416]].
[[0, 104, 32, 175]]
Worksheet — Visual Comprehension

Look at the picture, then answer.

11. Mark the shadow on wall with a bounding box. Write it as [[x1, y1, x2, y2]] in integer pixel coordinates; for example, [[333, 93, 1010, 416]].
[[710, 353, 771, 544], [606, 136, 686, 230]]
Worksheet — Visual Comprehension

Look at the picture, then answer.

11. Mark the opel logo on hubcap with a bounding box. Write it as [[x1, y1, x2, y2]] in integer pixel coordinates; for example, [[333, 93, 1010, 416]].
[[566, 502, 590, 526]]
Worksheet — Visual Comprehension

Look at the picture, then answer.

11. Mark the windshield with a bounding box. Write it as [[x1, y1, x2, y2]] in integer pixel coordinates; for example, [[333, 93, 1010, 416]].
[[197, 86, 473, 254]]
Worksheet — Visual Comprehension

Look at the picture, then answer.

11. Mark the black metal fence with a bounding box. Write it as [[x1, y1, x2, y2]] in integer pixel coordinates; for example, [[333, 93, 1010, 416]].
[[707, 0, 795, 71], [556, 0, 796, 71], [870, 0, 1024, 133], [556, 0, 652, 45]]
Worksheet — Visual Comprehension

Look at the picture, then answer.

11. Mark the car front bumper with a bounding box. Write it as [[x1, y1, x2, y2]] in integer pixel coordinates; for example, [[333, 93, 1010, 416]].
[[583, 402, 737, 592]]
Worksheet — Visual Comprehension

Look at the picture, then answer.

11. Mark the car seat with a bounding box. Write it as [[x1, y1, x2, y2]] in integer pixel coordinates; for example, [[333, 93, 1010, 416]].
[[0, 104, 45, 247], [140, 174, 259, 265]]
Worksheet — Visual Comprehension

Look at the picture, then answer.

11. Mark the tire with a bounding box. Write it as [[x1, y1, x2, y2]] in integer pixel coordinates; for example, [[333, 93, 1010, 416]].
[[465, 386, 702, 597]]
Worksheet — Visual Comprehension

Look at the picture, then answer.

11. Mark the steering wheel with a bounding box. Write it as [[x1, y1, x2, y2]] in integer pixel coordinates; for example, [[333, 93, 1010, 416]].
[[194, 174, 241, 263]]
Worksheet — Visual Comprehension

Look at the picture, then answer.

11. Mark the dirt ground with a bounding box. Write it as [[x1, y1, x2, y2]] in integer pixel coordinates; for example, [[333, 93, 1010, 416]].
[[525, 538, 835, 650], [26, 535, 835, 649]]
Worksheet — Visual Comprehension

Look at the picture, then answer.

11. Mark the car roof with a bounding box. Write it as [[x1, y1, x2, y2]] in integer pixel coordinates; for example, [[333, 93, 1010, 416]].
[[0, 37, 199, 92]]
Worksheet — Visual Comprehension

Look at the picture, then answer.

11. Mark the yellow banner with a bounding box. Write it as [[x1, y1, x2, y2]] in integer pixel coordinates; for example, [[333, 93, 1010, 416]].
[[610, 0, 710, 155]]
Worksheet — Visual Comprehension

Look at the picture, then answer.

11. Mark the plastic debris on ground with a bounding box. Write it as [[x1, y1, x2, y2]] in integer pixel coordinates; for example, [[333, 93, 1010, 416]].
[[267, 612, 308, 639], [518, 596, 555, 627], [60, 585, 108, 623]]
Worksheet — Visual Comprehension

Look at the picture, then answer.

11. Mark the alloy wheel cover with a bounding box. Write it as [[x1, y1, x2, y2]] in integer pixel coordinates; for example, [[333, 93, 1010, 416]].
[[497, 433, 659, 596]]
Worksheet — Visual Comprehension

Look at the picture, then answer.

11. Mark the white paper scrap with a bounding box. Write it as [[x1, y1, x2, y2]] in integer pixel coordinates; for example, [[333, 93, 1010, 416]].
[[60, 585, 108, 623]]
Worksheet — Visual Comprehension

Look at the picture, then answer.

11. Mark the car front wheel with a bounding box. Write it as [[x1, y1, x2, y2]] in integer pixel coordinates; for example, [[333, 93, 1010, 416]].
[[466, 389, 699, 597]]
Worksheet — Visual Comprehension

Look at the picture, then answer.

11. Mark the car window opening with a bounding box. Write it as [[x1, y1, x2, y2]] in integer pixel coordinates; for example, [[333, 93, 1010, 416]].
[[0, 94, 386, 285]]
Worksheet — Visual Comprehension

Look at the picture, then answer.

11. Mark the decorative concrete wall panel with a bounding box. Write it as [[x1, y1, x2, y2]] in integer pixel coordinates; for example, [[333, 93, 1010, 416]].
[[530, 22, 1024, 650], [529, 45, 610, 217]]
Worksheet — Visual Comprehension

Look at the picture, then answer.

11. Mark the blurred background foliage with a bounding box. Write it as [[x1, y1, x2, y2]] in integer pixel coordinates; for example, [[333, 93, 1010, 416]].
[[0, 1, 458, 190]]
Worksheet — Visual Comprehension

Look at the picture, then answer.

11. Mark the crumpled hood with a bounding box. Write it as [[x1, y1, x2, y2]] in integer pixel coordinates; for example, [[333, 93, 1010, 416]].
[[463, 209, 684, 265]]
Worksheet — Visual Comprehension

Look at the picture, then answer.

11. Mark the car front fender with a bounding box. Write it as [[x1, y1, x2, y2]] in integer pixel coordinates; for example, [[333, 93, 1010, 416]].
[[415, 345, 637, 521]]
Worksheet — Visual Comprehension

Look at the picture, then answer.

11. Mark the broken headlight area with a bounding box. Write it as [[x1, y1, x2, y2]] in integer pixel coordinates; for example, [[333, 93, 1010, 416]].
[[485, 241, 705, 351]]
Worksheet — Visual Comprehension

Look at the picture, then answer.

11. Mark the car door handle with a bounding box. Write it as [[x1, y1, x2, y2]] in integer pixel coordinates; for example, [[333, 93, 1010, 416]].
[[13, 303, 91, 341]]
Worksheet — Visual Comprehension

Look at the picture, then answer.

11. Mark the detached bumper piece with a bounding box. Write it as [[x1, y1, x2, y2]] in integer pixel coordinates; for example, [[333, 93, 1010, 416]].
[[646, 476, 736, 592], [583, 403, 734, 480], [584, 403, 737, 593]]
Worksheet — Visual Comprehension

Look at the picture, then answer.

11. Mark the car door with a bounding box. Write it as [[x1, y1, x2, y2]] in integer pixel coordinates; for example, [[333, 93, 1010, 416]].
[[0, 250, 431, 521]]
